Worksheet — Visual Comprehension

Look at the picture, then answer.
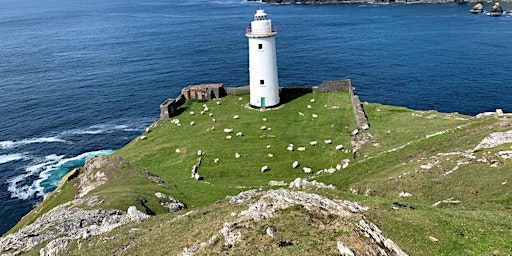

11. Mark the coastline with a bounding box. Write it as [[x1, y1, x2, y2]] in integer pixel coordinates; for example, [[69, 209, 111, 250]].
[[247, 0, 512, 4]]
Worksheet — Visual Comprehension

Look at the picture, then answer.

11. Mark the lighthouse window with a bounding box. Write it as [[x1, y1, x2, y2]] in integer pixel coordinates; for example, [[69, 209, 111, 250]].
[[258, 44, 263, 50], [260, 80, 265, 86]]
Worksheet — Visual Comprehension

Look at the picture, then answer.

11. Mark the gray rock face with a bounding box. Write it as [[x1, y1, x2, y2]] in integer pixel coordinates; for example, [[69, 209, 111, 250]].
[[474, 130, 512, 150], [358, 217, 408, 256], [181, 189, 369, 255], [0, 196, 150, 256], [155, 192, 187, 213], [76, 156, 111, 198]]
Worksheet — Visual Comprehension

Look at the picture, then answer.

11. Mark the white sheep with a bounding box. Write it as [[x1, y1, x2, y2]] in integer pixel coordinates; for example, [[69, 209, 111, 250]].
[[335, 145, 344, 151], [303, 167, 312, 174], [216, 101, 221, 105], [214, 158, 220, 163], [262, 118, 267, 122], [299, 112, 305, 117], [209, 113, 214, 117], [197, 150, 203, 156], [312, 114, 318, 118], [190, 121, 195, 126], [233, 115, 240, 119], [176, 148, 181, 153], [307, 105, 312, 109], [260, 126, 267, 130], [309, 141, 317, 146], [286, 146, 294, 152], [297, 147, 306, 151], [268, 153, 273, 158], [310, 99, 316, 103], [292, 161, 299, 169], [226, 135, 232, 139], [324, 139, 332, 144], [261, 165, 269, 172], [236, 132, 243, 137], [223, 128, 233, 133], [189, 111, 195, 115], [235, 152, 240, 158]]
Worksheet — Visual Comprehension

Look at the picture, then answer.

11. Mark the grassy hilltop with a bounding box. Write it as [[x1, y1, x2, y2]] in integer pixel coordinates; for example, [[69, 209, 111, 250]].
[[5, 91, 512, 255]]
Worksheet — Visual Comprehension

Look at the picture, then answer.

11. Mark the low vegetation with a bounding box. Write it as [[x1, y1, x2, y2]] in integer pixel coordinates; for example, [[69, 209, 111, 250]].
[[4, 92, 511, 255]]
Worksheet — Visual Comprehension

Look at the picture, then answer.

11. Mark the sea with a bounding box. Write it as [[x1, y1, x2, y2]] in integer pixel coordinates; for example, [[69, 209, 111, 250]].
[[1, 0, 511, 235]]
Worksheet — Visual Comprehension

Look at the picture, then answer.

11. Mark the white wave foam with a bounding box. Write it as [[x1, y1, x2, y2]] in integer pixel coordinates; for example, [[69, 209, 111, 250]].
[[0, 153, 27, 164], [7, 149, 114, 200], [0, 137, 66, 149], [62, 123, 145, 136]]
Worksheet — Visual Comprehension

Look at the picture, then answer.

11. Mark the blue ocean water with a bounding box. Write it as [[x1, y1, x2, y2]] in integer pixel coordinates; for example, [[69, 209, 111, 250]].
[[1, 0, 511, 235]]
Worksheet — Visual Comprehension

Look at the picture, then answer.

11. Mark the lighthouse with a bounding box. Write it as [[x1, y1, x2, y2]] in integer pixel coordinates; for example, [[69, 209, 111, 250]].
[[246, 10, 280, 108]]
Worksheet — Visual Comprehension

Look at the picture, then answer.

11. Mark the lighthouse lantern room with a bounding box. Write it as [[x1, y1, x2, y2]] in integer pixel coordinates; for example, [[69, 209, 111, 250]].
[[246, 10, 280, 108]]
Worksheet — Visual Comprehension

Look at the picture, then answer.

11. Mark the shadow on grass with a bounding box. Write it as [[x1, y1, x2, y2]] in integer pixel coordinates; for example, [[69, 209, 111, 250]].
[[279, 87, 313, 105]]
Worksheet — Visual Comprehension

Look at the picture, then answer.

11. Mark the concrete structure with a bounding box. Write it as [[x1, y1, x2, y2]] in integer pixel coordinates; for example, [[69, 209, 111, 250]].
[[246, 10, 280, 108], [181, 83, 225, 100]]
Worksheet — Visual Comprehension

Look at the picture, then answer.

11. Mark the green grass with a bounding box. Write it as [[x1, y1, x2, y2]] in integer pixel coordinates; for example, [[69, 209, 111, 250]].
[[116, 92, 357, 208], [7, 92, 512, 256]]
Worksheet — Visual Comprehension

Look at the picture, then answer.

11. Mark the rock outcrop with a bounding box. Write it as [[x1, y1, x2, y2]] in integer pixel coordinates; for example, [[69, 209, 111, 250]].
[[76, 156, 111, 198], [181, 189, 407, 255], [0, 196, 149, 256]]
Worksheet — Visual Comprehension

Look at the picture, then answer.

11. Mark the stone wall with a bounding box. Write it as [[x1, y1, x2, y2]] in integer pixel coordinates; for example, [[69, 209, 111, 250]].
[[349, 86, 370, 131], [159, 80, 370, 133]]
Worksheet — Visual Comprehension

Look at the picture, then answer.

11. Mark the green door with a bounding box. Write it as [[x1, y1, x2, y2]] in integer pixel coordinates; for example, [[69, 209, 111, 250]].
[[261, 97, 266, 107]]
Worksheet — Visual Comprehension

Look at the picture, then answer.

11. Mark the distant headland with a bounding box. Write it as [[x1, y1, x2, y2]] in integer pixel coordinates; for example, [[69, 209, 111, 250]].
[[247, 0, 512, 4]]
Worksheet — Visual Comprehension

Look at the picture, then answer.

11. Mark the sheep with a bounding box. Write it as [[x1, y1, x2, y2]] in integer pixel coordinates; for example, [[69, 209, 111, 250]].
[[233, 115, 240, 119], [336, 164, 342, 171], [335, 145, 344, 151], [286, 146, 294, 152], [324, 139, 332, 144], [299, 112, 305, 117], [139, 135, 147, 140], [268, 153, 273, 158], [226, 135, 232, 139], [297, 147, 306, 151], [197, 150, 204, 156], [292, 161, 299, 169], [212, 118, 216, 122], [307, 105, 312, 109], [310, 99, 316, 103], [303, 167, 312, 174], [262, 118, 267, 122], [209, 113, 214, 117], [190, 121, 195, 126], [235, 152, 240, 158], [223, 128, 233, 133], [261, 165, 269, 172], [214, 158, 220, 163], [200, 111, 205, 115], [309, 141, 317, 146], [145, 127, 151, 133], [175, 148, 181, 153], [236, 132, 243, 137], [266, 145, 271, 148], [216, 101, 221, 105], [260, 126, 267, 130], [203, 107, 209, 112], [312, 114, 318, 118], [190, 111, 195, 115]]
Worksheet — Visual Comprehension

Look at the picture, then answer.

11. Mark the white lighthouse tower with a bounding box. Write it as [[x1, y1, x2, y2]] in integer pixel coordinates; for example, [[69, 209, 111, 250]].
[[246, 10, 280, 108]]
